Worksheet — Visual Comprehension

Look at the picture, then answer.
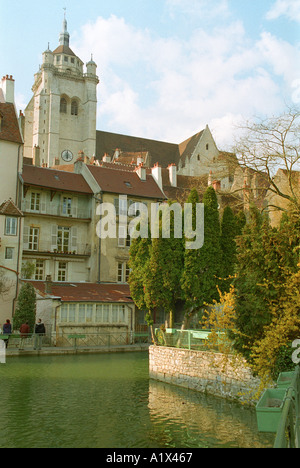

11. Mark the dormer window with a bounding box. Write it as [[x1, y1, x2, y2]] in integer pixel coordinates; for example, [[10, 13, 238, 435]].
[[60, 98, 67, 113]]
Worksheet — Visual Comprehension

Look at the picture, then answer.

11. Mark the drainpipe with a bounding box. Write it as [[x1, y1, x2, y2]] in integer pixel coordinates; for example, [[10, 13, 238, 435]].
[[93, 193, 103, 283]]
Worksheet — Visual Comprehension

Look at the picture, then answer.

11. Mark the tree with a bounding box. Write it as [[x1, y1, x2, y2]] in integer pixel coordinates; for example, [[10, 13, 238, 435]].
[[233, 108, 300, 213], [231, 206, 300, 361], [181, 187, 224, 327], [220, 206, 238, 287], [250, 264, 300, 385], [13, 283, 36, 332], [144, 204, 184, 329]]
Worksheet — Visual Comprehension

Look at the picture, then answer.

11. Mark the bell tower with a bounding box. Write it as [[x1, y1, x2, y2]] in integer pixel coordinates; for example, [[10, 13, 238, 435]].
[[23, 14, 99, 167]]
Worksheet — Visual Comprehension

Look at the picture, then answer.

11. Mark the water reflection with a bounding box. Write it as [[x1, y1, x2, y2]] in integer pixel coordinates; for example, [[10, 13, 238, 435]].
[[0, 354, 274, 448], [148, 380, 273, 448]]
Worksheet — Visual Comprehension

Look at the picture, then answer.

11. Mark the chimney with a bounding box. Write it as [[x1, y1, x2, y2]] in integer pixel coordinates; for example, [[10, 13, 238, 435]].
[[151, 163, 162, 190], [1, 75, 15, 104], [102, 153, 111, 163], [135, 163, 146, 181], [114, 149, 120, 159], [212, 180, 221, 191], [168, 164, 177, 187], [45, 275, 52, 294]]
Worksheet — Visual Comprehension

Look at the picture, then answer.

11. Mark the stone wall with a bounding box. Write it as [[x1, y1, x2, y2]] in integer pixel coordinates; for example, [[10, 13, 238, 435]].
[[149, 346, 261, 406]]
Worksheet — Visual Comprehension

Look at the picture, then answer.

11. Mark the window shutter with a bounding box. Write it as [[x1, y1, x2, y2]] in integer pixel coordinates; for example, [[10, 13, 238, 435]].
[[71, 227, 77, 253], [51, 225, 57, 251], [23, 226, 30, 250], [72, 197, 78, 217], [40, 193, 46, 214]]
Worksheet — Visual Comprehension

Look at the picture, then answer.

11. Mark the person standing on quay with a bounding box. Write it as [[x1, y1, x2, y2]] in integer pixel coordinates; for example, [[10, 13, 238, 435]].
[[34, 319, 45, 350], [20, 321, 30, 350], [3, 319, 12, 348]]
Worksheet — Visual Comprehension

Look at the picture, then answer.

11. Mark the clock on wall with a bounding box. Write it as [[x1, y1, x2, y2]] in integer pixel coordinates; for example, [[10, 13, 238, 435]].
[[61, 150, 73, 162]]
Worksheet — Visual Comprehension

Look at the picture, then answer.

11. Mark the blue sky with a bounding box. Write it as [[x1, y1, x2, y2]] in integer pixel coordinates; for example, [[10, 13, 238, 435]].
[[1, 0, 300, 149]]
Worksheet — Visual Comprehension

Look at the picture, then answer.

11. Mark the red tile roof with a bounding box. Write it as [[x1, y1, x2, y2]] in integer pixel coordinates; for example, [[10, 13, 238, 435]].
[[87, 164, 166, 199], [0, 198, 23, 217], [25, 281, 133, 303], [0, 102, 23, 144], [22, 165, 93, 194]]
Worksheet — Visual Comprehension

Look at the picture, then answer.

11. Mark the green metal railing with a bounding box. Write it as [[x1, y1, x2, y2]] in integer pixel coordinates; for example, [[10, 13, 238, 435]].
[[155, 328, 225, 351], [273, 366, 300, 448], [0, 331, 151, 350]]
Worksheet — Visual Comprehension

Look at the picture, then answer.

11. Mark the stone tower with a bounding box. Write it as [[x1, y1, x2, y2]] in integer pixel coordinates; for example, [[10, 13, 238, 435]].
[[23, 15, 99, 167]]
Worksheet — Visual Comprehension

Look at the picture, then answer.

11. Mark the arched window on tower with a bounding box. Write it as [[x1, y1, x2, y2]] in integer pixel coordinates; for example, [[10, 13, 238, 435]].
[[60, 98, 67, 114], [71, 100, 78, 116]]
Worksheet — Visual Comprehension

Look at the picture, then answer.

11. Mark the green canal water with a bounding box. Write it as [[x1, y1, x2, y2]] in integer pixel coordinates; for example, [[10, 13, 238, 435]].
[[0, 352, 274, 448]]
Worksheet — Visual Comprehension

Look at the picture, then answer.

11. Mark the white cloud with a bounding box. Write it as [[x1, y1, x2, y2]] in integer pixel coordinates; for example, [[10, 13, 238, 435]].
[[72, 14, 297, 149], [166, 0, 230, 21], [266, 0, 300, 22]]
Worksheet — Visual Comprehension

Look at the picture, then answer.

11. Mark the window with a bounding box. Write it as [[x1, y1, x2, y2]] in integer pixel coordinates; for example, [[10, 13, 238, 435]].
[[57, 226, 70, 252], [56, 55, 61, 63], [64, 56, 68, 62], [71, 100, 78, 116], [30, 192, 41, 212], [206, 144, 209, 150], [5, 247, 14, 260], [62, 197, 72, 216], [60, 98, 67, 114], [117, 262, 130, 283], [59, 303, 127, 324], [35, 260, 44, 280], [95, 304, 109, 323], [112, 305, 125, 323], [29, 228, 39, 251], [57, 262, 67, 282], [5, 217, 18, 236]]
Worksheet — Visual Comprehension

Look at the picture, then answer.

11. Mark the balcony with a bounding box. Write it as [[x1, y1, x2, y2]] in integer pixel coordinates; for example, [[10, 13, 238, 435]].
[[22, 201, 91, 220], [23, 241, 91, 257]]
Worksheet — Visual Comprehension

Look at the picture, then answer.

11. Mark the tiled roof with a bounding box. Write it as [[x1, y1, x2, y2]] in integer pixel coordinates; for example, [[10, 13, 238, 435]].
[[0, 198, 23, 217], [22, 165, 93, 194], [25, 281, 133, 303], [96, 130, 180, 168], [0, 102, 23, 144], [52, 44, 77, 57], [87, 164, 167, 199]]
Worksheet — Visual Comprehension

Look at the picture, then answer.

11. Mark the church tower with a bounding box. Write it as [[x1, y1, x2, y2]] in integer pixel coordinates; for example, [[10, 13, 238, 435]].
[[23, 14, 99, 166]]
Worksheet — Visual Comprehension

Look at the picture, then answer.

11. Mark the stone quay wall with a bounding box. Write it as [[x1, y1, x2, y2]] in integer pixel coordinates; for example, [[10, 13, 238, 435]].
[[149, 345, 261, 406]]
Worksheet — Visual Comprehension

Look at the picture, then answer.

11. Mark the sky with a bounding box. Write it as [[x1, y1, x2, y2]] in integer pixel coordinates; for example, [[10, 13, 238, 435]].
[[1, 0, 300, 150]]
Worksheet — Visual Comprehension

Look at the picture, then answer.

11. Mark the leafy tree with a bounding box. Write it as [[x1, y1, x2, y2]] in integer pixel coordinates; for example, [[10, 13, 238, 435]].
[[231, 206, 300, 361], [128, 232, 155, 340], [144, 204, 184, 329], [220, 206, 238, 286], [250, 264, 300, 384], [181, 187, 224, 327], [13, 283, 36, 332]]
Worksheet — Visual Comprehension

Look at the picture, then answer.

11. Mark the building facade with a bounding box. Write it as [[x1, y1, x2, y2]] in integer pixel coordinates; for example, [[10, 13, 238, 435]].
[[23, 16, 99, 168]]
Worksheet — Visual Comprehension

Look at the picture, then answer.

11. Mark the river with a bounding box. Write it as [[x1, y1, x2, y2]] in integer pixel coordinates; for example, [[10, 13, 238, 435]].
[[0, 352, 274, 448]]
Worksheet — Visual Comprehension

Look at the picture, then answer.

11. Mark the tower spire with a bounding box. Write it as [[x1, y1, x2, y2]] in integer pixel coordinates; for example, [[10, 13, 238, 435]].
[[59, 8, 70, 47]]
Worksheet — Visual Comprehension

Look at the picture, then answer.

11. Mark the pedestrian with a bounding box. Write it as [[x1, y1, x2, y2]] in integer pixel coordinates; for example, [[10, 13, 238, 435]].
[[34, 319, 45, 350], [20, 321, 30, 350], [3, 319, 12, 348]]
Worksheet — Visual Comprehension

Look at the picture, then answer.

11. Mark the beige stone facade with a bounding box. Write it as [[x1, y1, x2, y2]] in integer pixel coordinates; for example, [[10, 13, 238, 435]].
[[23, 18, 99, 167]]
